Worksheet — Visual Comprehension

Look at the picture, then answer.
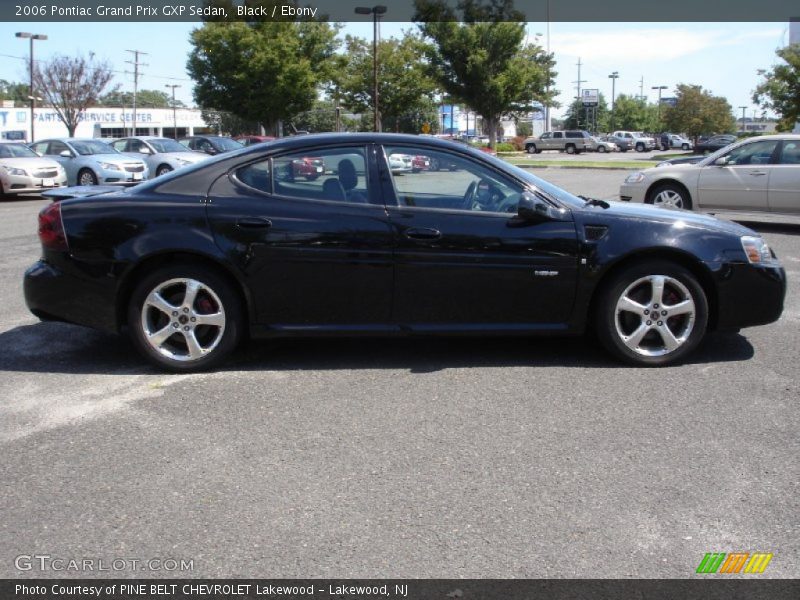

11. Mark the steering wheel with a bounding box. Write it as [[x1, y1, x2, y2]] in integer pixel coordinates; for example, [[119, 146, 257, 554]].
[[461, 180, 478, 210]]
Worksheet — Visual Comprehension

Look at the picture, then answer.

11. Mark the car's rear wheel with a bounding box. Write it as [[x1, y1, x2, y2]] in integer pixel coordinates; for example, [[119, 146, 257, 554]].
[[597, 145, 607, 153], [682, 143, 690, 150], [526, 144, 537, 154], [647, 183, 692, 210], [156, 165, 173, 177], [128, 265, 244, 372], [635, 142, 645, 152], [78, 169, 98, 186], [565, 144, 576, 154], [595, 261, 708, 366]]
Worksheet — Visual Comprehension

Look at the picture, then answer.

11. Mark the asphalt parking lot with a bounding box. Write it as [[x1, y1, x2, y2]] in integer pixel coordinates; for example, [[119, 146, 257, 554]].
[[0, 170, 797, 579]]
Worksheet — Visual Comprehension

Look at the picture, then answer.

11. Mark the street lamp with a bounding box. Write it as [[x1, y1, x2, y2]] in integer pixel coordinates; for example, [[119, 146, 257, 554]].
[[608, 71, 619, 131], [652, 85, 668, 122], [15, 32, 48, 143], [355, 5, 387, 132], [165, 84, 181, 139]]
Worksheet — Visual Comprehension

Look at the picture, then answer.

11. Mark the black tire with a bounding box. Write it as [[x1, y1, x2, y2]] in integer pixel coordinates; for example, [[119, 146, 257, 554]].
[[647, 182, 692, 210], [635, 142, 645, 152], [565, 144, 576, 154], [127, 264, 244, 372], [78, 169, 98, 186], [597, 145, 607, 153], [620, 148, 628, 153], [156, 164, 173, 177], [682, 143, 690, 150], [595, 260, 709, 366], [429, 158, 441, 171], [526, 144, 537, 154]]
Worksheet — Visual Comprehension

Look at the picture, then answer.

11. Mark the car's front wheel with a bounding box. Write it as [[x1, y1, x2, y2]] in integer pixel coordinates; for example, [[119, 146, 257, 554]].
[[597, 145, 607, 153], [78, 169, 98, 186], [648, 183, 692, 209], [595, 261, 708, 366], [128, 265, 244, 372], [156, 165, 173, 177]]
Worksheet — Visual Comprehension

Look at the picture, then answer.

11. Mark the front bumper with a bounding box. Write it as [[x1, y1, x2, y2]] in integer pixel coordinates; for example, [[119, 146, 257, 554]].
[[618, 183, 647, 203], [24, 260, 118, 333], [2, 172, 68, 195], [712, 262, 786, 331], [97, 167, 149, 186]]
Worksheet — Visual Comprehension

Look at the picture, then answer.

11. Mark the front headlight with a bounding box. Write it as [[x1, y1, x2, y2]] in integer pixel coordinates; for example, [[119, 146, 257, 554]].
[[174, 158, 192, 166], [741, 236, 779, 266], [3, 165, 28, 176], [625, 172, 645, 183], [99, 162, 122, 171]]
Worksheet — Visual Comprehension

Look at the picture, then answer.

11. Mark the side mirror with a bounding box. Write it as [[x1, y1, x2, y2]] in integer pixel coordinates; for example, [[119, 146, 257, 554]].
[[517, 192, 552, 222], [35, 151, 43, 157], [713, 157, 729, 166], [59, 150, 72, 158], [139, 147, 152, 155]]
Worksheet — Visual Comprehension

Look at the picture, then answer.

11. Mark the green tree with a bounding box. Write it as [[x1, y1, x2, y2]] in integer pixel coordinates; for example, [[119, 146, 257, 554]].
[[98, 89, 185, 108], [187, 16, 340, 135], [338, 31, 437, 133], [200, 109, 258, 135], [33, 54, 116, 137], [414, 0, 557, 148], [0, 80, 31, 106], [753, 43, 800, 132], [663, 84, 736, 142], [608, 94, 661, 132]]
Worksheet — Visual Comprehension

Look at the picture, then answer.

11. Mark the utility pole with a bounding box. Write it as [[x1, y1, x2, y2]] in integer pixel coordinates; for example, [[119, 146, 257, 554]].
[[572, 58, 586, 128], [165, 84, 181, 139], [739, 106, 748, 134], [125, 49, 148, 137], [638, 76, 644, 101], [652, 85, 668, 124], [15, 32, 47, 143]]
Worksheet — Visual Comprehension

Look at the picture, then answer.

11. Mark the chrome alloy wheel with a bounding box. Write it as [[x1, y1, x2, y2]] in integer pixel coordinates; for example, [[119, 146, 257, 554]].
[[140, 278, 226, 362], [652, 189, 685, 208], [614, 275, 696, 357]]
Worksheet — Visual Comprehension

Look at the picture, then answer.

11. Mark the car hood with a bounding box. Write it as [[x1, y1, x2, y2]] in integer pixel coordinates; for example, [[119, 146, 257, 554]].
[[589, 199, 754, 237], [159, 151, 211, 162], [82, 154, 145, 164], [0, 157, 62, 171]]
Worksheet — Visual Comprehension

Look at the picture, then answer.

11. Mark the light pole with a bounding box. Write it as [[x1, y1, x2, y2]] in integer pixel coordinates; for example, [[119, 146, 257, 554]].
[[739, 105, 748, 134], [355, 5, 387, 132], [652, 85, 668, 124], [608, 71, 619, 131], [15, 32, 47, 143], [165, 84, 181, 139]]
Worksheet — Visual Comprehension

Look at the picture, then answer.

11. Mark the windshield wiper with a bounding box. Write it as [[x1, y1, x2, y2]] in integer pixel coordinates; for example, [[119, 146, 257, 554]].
[[579, 195, 610, 209]]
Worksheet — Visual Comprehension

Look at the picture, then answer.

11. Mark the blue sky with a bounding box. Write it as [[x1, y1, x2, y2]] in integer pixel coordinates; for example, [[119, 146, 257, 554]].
[[0, 21, 791, 120]]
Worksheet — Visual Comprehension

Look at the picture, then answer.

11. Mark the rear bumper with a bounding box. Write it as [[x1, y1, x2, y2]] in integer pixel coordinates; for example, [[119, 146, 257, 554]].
[[24, 260, 118, 333], [712, 262, 786, 330]]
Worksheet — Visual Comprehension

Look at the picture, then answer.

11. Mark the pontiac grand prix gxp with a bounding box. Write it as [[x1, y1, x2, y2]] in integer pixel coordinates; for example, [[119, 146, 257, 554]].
[[25, 134, 785, 372]]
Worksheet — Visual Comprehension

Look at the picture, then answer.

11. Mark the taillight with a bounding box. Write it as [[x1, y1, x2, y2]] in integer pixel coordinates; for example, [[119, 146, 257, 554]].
[[38, 202, 68, 252]]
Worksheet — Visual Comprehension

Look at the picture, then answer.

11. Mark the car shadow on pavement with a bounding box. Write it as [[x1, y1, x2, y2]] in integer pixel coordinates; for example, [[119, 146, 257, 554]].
[[0, 321, 754, 375]]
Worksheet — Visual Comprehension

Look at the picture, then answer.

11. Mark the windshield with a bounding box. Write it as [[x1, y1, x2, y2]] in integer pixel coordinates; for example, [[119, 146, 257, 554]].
[[71, 140, 117, 156], [0, 143, 38, 158], [148, 138, 189, 153], [212, 137, 244, 152]]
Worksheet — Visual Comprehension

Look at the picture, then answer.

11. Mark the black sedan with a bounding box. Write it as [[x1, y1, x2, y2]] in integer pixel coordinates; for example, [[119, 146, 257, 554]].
[[695, 134, 737, 154], [25, 133, 785, 371]]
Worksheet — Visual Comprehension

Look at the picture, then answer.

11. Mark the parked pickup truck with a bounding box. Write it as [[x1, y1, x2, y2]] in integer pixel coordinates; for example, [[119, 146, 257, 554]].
[[607, 131, 657, 152], [524, 130, 594, 154]]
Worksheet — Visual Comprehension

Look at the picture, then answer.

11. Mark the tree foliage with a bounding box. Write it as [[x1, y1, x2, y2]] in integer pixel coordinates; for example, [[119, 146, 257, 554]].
[[414, 0, 557, 147], [32, 54, 116, 137], [753, 43, 800, 132], [607, 94, 661, 132], [0, 79, 31, 106], [662, 84, 735, 141], [563, 92, 612, 132], [187, 12, 340, 135], [336, 32, 438, 133], [98, 89, 185, 108]]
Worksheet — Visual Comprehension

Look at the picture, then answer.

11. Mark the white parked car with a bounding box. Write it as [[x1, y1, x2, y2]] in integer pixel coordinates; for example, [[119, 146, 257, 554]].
[[0, 141, 67, 197], [388, 153, 413, 174], [619, 134, 800, 214]]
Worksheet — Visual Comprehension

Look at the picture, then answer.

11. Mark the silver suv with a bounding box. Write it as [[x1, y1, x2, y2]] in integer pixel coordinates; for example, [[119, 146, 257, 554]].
[[607, 131, 656, 152], [524, 130, 593, 154]]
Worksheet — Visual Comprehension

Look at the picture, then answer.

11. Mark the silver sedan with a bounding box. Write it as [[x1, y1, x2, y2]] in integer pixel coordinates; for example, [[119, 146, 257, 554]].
[[29, 138, 149, 186], [111, 136, 210, 177]]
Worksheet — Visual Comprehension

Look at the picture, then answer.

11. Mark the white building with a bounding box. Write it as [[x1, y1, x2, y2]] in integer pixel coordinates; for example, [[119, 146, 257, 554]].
[[0, 106, 214, 142]]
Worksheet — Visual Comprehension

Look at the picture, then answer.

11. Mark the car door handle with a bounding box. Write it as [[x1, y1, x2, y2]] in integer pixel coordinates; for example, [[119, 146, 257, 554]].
[[404, 227, 442, 240], [236, 217, 272, 229], [748, 171, 767, 176]]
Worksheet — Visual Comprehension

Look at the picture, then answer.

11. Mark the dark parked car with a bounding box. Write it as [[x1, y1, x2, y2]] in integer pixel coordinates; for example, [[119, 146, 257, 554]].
[[179, 135, 243, 156], [695, 135, 737, 154], [233, 135, 276, 147], [25, 133, 785, 372]]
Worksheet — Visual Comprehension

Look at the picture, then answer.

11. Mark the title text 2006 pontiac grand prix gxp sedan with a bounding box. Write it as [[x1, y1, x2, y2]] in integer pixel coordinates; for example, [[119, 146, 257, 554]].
[[24, 134, 786, 372]]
